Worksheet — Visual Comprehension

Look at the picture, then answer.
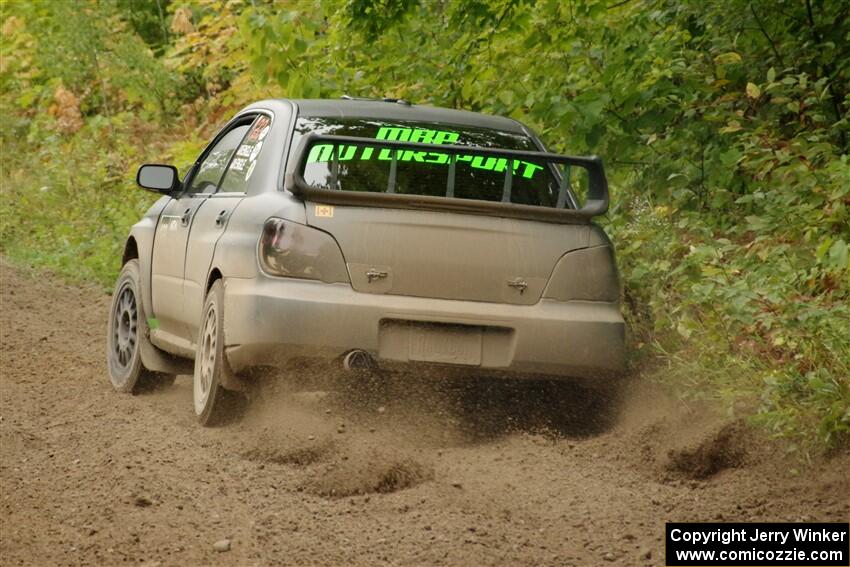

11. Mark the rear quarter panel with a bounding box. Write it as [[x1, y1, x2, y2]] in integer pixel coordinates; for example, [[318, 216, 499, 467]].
[[210, 192, 308, 280]]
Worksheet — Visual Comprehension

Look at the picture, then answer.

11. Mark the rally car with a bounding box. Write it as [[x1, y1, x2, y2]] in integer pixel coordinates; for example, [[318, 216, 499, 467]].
[[107, 98, 625, 425]]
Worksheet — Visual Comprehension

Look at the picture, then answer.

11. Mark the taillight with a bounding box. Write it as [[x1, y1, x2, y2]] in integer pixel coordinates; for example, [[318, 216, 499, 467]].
[[259, 218, 350, 283], [542, 245, 620, 302]]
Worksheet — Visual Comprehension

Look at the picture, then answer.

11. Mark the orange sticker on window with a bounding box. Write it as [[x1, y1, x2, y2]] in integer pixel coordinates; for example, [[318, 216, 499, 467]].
[[315, 205, 334, 218]]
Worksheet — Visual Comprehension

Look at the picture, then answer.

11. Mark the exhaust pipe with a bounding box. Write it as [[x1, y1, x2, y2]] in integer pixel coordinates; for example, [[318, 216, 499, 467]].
[[342, 349, 375, 371]]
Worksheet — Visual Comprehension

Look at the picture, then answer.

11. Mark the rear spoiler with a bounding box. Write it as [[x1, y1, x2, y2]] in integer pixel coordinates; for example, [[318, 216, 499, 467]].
[[286, 133, 609, 223]]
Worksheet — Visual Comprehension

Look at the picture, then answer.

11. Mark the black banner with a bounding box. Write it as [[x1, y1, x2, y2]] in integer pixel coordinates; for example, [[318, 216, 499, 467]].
[[666, 523, 849, 566]]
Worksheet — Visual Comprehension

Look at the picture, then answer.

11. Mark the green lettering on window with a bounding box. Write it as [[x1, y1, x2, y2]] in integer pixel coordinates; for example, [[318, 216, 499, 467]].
[[401, 150, 427, 162], [432, 130, 460, 144], [377, 148, 406, 160], [376, 127, 411, 141], [519, 162, 544, 179], [306, 127, 546, 180], [407, 129, 434, 144], [424, 151, 450, 164], [337, 145, 357, 161], [307, 144, 334, 163]]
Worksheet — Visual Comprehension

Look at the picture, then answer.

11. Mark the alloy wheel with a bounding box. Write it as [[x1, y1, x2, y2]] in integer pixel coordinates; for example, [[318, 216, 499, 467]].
[[110, 283, 138, 370]]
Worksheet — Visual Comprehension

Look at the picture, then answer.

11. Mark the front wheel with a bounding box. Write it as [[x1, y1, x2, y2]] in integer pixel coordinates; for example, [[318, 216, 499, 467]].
[[193, 280, 246, 426], [106, 259, 174, 393]]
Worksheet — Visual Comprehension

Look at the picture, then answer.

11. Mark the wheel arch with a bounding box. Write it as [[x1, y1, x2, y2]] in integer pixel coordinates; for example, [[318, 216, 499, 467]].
[[122, 236, 139, 265], [206, 267, 223, 295]]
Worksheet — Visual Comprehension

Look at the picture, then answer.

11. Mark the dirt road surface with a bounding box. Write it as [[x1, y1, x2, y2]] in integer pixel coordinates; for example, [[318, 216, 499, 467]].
[[1, 260, 848, 566]]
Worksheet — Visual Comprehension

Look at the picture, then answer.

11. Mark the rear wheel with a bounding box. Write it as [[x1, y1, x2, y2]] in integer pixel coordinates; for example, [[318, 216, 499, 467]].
[[106, 260, 175, 393], [193, 280, 246, 426]]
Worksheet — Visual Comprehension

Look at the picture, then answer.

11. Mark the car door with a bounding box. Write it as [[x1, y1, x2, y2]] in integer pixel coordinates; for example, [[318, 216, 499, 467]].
[[151, 119, 253, 343], [183, 114, 271, 336]]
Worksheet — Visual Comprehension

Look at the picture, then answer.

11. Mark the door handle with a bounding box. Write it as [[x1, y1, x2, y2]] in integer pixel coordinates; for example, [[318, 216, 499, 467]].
[[214, 210, 228, 227], [180, 208, 192, 226]]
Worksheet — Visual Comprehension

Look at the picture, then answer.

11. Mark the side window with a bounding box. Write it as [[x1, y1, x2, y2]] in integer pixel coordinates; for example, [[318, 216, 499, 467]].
[[218, 115, 271, 193], [187, 124, 251, 194]]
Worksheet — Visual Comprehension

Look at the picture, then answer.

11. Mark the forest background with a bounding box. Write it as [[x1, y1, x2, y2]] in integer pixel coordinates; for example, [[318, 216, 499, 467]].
[[1, 0, 848, 452]]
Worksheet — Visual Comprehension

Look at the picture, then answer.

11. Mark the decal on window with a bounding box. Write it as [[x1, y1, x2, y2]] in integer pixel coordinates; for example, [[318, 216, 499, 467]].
[[230, 157, 247, 172], [306, 126, 545, 180], [221, 115, 269, 191], [249, 141, 263, 163], [247, 116, 271, 141]]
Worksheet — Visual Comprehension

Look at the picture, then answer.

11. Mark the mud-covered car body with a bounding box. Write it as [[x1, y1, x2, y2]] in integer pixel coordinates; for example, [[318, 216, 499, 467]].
[[119, 99, 625, 404]]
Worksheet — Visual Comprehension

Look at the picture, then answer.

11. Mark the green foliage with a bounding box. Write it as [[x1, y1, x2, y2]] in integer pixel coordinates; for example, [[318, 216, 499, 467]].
[[1, 1, 190, 284], [116, 0, 172, 52], [2, 0, 180, 119], [1, 0, 847, 450], [0, 112, 158, 284]]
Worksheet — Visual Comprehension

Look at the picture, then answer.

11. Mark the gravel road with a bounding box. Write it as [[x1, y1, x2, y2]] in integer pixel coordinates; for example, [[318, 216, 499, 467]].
[[1, 260, 847, 566]]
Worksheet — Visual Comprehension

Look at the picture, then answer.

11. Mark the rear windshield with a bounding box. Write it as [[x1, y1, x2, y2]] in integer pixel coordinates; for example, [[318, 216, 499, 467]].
[[292, 116, 571, 209]]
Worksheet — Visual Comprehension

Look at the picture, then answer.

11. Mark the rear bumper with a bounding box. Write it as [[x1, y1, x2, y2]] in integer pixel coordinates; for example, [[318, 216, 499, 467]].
[[223, 275, 625, 379]]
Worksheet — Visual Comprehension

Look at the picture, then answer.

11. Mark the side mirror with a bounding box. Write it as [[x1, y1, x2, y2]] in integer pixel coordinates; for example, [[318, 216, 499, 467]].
[[136, 164, 179, 194]]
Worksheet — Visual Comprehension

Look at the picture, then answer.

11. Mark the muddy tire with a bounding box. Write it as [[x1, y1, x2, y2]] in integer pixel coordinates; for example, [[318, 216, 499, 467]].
[[193, 280, 246, 426], [106, 260, 175, 393]]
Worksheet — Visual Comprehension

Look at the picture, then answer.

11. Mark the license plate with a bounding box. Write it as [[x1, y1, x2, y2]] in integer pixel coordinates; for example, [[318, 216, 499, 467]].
[[408, 325, 482, 366]]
